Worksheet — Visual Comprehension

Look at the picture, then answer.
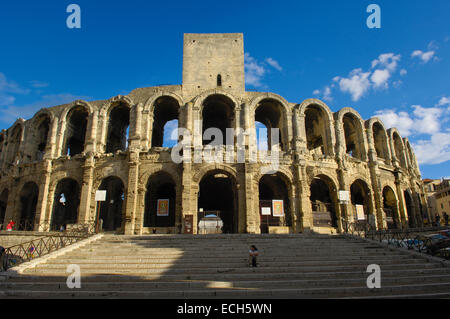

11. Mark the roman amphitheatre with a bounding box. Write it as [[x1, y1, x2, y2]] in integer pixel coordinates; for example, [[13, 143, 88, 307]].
[[0, 33, 428, 236]]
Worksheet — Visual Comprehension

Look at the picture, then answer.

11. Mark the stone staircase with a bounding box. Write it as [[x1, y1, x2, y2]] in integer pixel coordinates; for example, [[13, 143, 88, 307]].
[[1, 234, 450, 298]]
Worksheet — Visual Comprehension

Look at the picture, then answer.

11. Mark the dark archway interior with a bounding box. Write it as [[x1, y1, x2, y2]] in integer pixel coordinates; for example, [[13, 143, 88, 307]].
[[255, 99, 284, 151], [152, 97, 179, 148], [19, 182, 39, 230], [305, 106, 326, 155], [350, 180, 371, 220], [259, 174, 291, 233], [393, 133, 407, 168], [33, 116, 50, 161], [198, 172, 237, 233], [343, 114, 363, 160], [145, 172, 176, 228], [106, 104, 130, 153], [310, 177, 337, 227], [373, 122, 388, 161], [383, 187, 398, 229], [202, 95, 234, 146], [64, 107, 88, 156], [51, 179, 80, 230], [98, 177, 125, 231], [404, 190, 415, 228], [0, 134, 4, 163], [5, 125, 22, 165], [0, 189, 8, 228]]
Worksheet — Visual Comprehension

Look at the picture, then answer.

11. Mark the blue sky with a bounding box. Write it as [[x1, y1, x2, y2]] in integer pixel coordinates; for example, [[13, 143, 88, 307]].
[[0, 0, 449, 179]]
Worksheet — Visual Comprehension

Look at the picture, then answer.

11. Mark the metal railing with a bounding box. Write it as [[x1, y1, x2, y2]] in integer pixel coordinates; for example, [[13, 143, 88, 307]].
[[0, 222, 96, 271], [341, 219, 450, 258], [2, 219, 95, 232]]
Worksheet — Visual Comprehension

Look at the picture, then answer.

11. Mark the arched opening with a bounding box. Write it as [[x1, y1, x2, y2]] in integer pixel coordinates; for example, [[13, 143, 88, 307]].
[[162, 120, 179, 148], [373, 122, 389, 162], [255, 121, 269, 151], [5, 125, 22, 165], [51, 178, 80, 231], [98, 177, 125, 232], [64, 106, 88, 156], [151, 97, 179, 148], [350, 179, 372, 223], [31, 115, 50, 161], [0, 189, 8, 229], [198, 171, 238, 233], [202, 95, 235, 146], [406, 142, 416, 169], [18, 182, 39, 230], [343, 113, 364, 160], [258, 173, 292, 234], [255, 99, 285, 151], [383, 186, 399, 229], [305, 105, 329, 156], [144, 172, 176, 229], [404, 190, 415, 228], [310, 176, 338, 228], [217, 74, 222, 87], [393, 133, 407, 169], [106, 103, 130, 153]]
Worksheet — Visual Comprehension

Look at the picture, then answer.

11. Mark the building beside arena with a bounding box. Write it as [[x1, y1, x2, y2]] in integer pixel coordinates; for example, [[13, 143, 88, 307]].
[[0, 33, 429, 235]]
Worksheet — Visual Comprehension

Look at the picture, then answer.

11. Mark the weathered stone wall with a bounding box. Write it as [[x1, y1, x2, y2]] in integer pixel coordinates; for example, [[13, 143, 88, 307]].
[[0, 33, 429, 235]]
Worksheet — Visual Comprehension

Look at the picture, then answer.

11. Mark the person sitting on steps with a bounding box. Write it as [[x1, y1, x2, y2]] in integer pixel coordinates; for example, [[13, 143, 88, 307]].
[[249, 245, 259, 268]]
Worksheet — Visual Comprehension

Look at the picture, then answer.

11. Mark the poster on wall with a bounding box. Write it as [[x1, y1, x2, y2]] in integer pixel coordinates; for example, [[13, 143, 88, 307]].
[[261, 207, 272, 216], [272, 200, 284, 217], [157, 199, 170, 216], [356, 205, 366, 220]]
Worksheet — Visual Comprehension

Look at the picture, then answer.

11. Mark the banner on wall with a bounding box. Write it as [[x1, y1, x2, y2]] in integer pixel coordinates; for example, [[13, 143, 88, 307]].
[[157, 199, 170, 216], [272, 200, 284, 217], [356, 205, 366, 220]]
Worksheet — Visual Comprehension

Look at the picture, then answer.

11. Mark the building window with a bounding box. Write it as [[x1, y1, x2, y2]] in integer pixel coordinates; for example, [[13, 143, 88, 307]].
[[217, 74, 222, 87]]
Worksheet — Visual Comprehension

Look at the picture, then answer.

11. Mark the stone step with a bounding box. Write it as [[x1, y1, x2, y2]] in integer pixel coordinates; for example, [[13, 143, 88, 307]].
[[4, 274, 450, 291], [24, 262, 441, 275], [3, 282, 450, 299], [13, 267, 450, 283]]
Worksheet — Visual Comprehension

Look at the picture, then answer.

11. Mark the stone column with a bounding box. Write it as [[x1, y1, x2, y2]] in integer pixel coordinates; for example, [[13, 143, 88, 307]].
[[35, 160, 52, 231], [298, 165, 313, 232], [85, 111, 98, 154], [244, 164, 259, 234], [124, 151, 140, 235], [181, 162, 193, 233], [78, 155, 95, 223]]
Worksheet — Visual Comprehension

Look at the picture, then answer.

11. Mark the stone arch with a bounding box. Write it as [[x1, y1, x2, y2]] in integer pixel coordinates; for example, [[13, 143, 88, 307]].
[[97, 176, 126, 232], [144, 170, 177, 228], [193, 164, 238, 184], [349, 178, 373, 221], [388, 128, 407, 169], [16, 181, 39, 230], [366, 118, 391, 163], [0, 188, 8, 228], [309, 174, 339, 228], [104, 100, 131, 153], [50, 178, 81, 230], [149, 95, 181, 148], [404, 139, 417, 169], [257, 170, 294, 233], [336, 108, 368, 161], [62, 103, 90, 156], [60, 100, 94, 121], [144, 92, 184, 114], [193, 89, 240, 112], [403, 188, 416, 228], [297, 99, 335, 156], [28, 111, 52, 161], [4, 122, 23, 165], [382, 185, 399, 229], [196, 168, 239, 233]]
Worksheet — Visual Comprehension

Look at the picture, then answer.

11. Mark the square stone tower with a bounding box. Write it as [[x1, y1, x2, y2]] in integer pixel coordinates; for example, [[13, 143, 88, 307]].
[[182, 33, 245, 93]]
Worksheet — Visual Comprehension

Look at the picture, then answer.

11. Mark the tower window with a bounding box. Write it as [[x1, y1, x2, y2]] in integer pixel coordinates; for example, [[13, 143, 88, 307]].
[[217, 74, 222, 87]]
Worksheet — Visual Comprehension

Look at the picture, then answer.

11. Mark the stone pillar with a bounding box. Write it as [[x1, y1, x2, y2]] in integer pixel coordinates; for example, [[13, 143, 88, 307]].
[[124, 152, 140, 235], [35, 160, 52, 231], [45, 117, 59, 160], [78, 155, 95, 223], [395, 181, 408, 228], [298, 165, 313, 232], [85, 111, 98, 154], [244, 164, 259, 234], [181, 162, 193, 233]]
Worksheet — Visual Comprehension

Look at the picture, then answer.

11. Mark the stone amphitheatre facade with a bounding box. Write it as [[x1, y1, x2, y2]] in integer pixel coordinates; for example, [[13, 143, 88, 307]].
[[0, 33, 429, 235]]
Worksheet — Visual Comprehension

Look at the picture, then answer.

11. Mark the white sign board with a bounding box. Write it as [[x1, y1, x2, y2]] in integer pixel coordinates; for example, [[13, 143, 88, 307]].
[[356, 205, 366, 220], [339, 191, 350, 202], [261, 207, 272, 216], [95, 190, 107, 202]]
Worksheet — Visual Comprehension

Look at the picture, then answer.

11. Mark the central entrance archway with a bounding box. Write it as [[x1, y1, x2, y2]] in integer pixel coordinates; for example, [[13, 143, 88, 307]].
[[98, 177, 125, 232], [198, 171, 238, 234], [310, 175, 338, 229]]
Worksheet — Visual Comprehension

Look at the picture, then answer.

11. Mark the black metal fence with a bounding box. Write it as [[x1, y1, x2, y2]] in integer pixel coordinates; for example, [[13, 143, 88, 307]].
[[342, 219, 450, 259], [0, 222, 96, 271]]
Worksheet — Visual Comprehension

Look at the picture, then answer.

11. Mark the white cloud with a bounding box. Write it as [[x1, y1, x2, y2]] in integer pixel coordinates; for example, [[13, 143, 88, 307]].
[[323, 86, 332, 102], [371, 69, 391, 88], [411, 50, 436, 63], [334, 68, 371, 102], [437, 96, 450, 107], [313, 89, 320, 95], [374, 101, 450, 165], [400, 69, 407, 76], [245, 53, 283, 88], [265, 58, 282, 71], [371, 53, 401, 72]]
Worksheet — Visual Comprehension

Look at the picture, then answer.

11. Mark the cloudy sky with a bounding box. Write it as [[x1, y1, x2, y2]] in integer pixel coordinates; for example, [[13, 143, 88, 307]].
[[0, 1, 449, 178]]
